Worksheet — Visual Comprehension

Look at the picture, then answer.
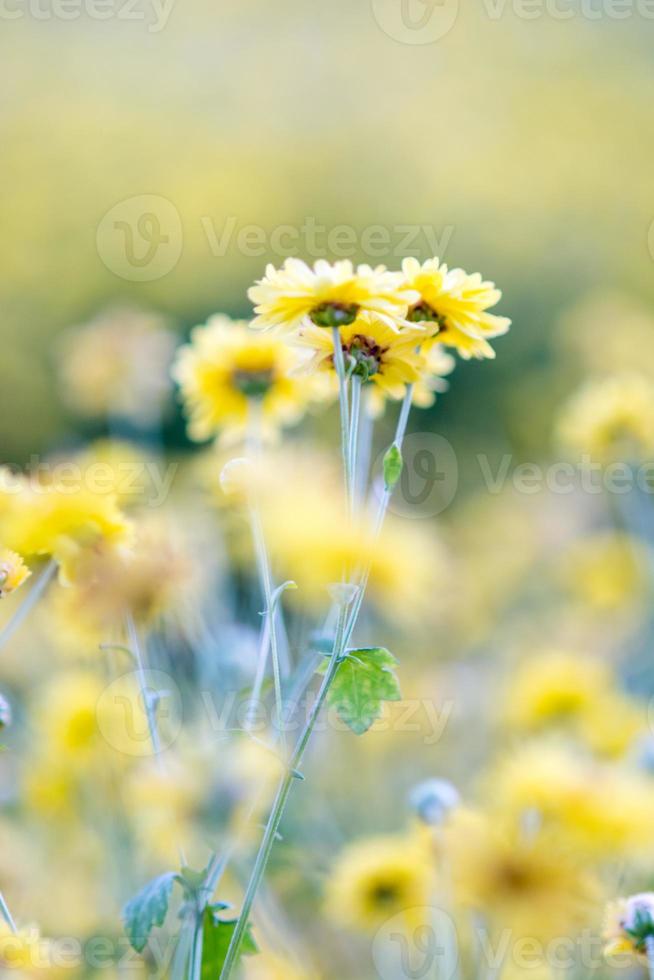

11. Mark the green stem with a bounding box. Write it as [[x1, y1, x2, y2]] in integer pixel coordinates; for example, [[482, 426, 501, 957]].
[[0, 891, 16, 933], [189, 916, 204, 980], [332, 326, 352, 502], [0, 559, 57, 652], [345, 383, 414, 642], [646, 937, 654, 980], [219, 606, 349, 980], [348, 375, 362, 515], [248, 503, 285, 751]]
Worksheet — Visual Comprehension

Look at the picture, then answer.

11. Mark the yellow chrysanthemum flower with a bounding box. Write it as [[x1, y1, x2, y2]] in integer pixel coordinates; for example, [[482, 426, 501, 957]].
[[56, 305, 176, 423], [173, 315, 324, 444], [250, 448, 448, 618], [400, 257, 510, 359], [491, 741, 654, 860], [367, 342, 456, 417], [296, 312, 426, 405], [557, 373, 654, 463], [503, 650, 611, 730], [0, 548, 30, 598], [248, 258, 418, 333], [444, 809, 601, 941], [45, 512, 199, 654], [324, 834, 435, 931], [560, 532, 649, 613], [5, 481, 132, 586], [0, 922, 54, 971]]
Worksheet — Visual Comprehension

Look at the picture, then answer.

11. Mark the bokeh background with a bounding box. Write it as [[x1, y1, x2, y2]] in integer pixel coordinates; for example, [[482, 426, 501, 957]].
[[2, 0, 654, 463]]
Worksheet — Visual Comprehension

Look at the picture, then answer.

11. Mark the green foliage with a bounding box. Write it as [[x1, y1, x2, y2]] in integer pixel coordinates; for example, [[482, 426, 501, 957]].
[[200, 905, 258, 979], [327, 647, 401, 735], [123, 872, 179, 953], [383, 443, 403, 491], [625, 906, 654, 952]]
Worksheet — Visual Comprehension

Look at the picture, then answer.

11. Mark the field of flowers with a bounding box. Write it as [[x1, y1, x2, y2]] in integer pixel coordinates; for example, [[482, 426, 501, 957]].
[[2, 256, 654, 980], [3, 3, 654, 979]]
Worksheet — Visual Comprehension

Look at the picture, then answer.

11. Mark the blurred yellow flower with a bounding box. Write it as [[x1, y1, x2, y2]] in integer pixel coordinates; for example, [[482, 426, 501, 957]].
[[248, 259, 417, 333], [400, 257, 510, 359], [557, 373, 654, 463], [173, 315, 323, 444], [56, 305, 176, 424], [0, 923, 53, 971], [296, 312, 425, 405], [491, 742, 654, 860], [560, 532, 649, 613], [503, 650, 610, 730], [0, 549, 30, 598], [445, 809, 600, 940], [254, 450, 448, 617], [5, 481, 132, 586], [324, 833, 434, 931], [46, 512, 198, 651]]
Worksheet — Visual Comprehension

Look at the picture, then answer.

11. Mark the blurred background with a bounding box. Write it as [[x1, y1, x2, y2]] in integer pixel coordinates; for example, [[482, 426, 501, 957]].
[[2, 0, 654, 462]]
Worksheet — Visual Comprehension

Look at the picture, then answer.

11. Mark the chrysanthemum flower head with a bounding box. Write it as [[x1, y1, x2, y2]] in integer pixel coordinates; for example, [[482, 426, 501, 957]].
[[173, 315, 326, 444], [444, 809, 601, 941], [324, 833, 435, 931], [6, 481, 133, 586], [400, 256, 510, 359], [56, 305, 176, 423], [248, 258, 418, 333], [0, 548, 30, 597], [560, 531, 650, 613], [296, 311, 426, 406], [557, 373, 654, 463]]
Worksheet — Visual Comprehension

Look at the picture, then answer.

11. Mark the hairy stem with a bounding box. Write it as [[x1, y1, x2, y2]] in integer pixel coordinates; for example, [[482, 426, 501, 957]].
[[0, 559, 57, 652]]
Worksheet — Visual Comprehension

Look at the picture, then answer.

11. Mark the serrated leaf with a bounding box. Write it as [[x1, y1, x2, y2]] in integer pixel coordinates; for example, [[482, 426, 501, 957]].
[[124, 872, 178, 953], [383, 443, 403, 491], [328, 647, 401, 735], [201, 906, 257, 979]]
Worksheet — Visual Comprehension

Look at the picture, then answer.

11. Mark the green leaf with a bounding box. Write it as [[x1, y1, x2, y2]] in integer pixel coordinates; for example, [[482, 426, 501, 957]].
[[123, 872, 178, 953], [328, 647, 401, 735], [201, 906, 258, 979], [383, 443, 403, 491]]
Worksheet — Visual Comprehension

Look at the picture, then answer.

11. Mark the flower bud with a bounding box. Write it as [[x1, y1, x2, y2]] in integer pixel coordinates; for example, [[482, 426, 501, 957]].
[[409, 778, 460, 826]]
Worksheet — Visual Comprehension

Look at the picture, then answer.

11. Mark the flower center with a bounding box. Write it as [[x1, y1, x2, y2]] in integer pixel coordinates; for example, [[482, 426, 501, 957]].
[[407, 300, 447, 331], [342, 334, 387, 381], [309, 302, 360, 328], [370, 881, 401, 907], [231, 369, 275, 398]]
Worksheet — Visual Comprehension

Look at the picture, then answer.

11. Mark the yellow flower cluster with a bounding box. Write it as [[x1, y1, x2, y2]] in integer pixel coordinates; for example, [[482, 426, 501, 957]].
[[557, 372, 654, 463], [175, 257, 509, 442], [503, 649, 644, 757]]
